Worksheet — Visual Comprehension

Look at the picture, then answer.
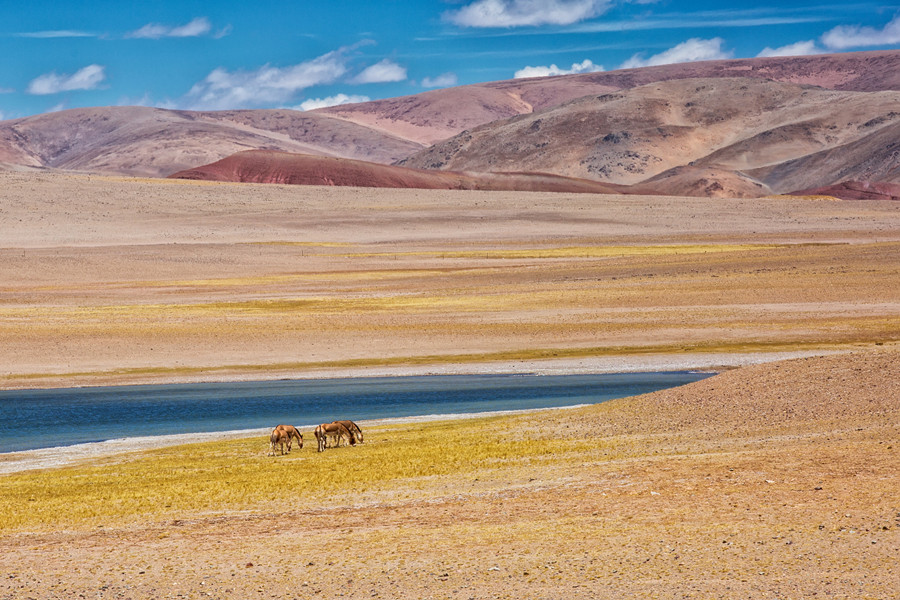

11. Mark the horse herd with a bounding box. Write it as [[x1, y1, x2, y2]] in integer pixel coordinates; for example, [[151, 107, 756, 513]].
[[268, 420, 363, 455]]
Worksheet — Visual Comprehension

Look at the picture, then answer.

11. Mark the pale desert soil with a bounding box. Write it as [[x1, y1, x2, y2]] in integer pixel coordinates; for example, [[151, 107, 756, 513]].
[[1, 171, 899, 390], [0, 349, 897, 599], [1, 172, 899, 598]]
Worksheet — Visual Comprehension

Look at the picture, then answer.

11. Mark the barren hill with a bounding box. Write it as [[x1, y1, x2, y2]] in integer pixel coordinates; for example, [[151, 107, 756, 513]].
[[0, 107, 423, 177], [4, 50, 900, 196], [169, 149, 624, 194], [746, 120, 900, 192], [316, 50, 900, 146], [399, 77, 900, 194], [788, 180, 900, 201]]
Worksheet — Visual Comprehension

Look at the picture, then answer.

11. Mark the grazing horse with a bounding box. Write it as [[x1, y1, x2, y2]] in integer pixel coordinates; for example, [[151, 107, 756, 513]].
[[333, 420, 363, 444], [269, 424, 303, 456], [314, 422, 352, 452]]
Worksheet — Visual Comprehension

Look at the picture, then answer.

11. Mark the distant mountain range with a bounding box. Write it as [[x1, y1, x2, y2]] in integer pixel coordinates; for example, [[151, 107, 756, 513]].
[[4, 50, 900, 198]]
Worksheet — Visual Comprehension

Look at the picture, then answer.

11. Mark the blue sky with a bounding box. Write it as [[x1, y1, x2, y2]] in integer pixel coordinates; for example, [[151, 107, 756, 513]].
[[2, 0, 899, 119]]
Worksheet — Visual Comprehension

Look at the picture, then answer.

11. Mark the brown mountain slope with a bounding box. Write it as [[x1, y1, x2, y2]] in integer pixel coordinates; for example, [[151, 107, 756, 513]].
[[629, 166, 772, 199], [316, 50, 900, 146], [0, 107, 424, 177], [787, 180, 900, 200], [168, 149, 625, 194], [748, 121, 900, 193], [311, 76, 621, 146], [399, 77, 900, 193], [4, 50, 900, 186]]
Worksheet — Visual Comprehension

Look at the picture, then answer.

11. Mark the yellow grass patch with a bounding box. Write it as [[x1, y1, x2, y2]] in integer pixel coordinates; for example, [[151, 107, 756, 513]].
[[0, 416, 593, 532], [345, 243, 782, 260], [763, 194, 841, 201]]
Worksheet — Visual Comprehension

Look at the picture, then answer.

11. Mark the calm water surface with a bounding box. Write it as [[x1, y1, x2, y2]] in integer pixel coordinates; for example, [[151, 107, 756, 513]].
[[0, 372, 713, 453]]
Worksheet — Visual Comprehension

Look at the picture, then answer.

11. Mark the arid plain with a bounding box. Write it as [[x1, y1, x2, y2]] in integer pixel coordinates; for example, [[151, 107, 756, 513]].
[[2, 170, 899, 389], [1, 171, 899, 598]]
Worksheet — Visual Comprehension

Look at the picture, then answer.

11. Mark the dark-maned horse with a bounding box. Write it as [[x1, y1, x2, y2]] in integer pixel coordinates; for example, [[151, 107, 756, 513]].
[[314, 422, 351, 452], [333, 420, 363, 444], [269, 424, 303, 455]]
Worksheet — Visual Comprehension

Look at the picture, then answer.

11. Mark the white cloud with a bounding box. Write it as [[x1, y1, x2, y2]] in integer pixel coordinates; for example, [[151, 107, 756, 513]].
[[514, 58, 603, 78], [128, 17, 212, 39], [27, 64, 106, 95], [183, 49, 350, 110], [297, 94, 371, 111], [421, 72, 459, 88], [16, 30, 95, 38], [445, 0, 612, 28], [351, 59, 407, 84], [214, 24, 233, 39], [821, 13, 900, 50], [117, 92, 155, 107], [620, 37, 732, 69], [757, 40, 824, 58]]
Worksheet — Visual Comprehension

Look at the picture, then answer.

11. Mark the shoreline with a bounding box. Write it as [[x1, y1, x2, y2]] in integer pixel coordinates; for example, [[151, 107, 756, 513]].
[[0, 349, 842, 392], [0, 403, 600, 476], [0, 350, 841, 475]]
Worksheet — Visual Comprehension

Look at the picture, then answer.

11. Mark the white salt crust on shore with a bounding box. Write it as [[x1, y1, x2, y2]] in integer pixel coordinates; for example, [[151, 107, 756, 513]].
[[0, 350, 841, 474]]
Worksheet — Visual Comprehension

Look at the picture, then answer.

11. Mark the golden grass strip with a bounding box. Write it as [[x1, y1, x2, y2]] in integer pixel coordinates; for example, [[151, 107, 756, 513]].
[[0, 416, 594, 532], [343, 243, 782, 259]]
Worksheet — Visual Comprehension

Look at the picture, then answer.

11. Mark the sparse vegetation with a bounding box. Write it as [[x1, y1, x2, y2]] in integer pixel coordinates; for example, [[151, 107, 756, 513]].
[[0, 415, 593, 532]]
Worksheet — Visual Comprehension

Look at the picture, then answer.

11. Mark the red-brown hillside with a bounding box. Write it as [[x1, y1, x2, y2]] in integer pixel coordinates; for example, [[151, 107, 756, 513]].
[[168, 149, 625, 194], [788, 180, 900, 200], [0, 107, 423, 177], [317, 50, 900, 145], [5, 49, 900, 198], [400, 77, 900, 194]]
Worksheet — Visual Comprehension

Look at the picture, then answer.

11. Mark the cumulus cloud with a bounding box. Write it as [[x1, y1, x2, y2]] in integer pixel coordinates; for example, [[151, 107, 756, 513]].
[[445, 0, 611, 28], [296, 94, 371, 111], [757, 40, 824, 58], [514, 58, 603, 78], [421, 72, 459, 88], [821, 13, 900, 50], [620, 37, 732, 69], [183, 49, 351, 110], [351, 59, 407, 84], [27, 64, 106, 95], [128, 17, 213, 39]]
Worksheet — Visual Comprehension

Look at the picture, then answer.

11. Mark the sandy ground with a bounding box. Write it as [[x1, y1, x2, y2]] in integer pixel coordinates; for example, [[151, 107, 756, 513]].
[[0, 349, 897, 599], [1, 171, 899, 598], [1, 171, 899, 390]]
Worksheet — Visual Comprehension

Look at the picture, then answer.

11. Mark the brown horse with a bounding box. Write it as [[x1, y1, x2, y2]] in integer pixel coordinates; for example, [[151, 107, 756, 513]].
[[314, 422, 351, 452], [269, 424, 303, 455], [333, 420, 363, 444]]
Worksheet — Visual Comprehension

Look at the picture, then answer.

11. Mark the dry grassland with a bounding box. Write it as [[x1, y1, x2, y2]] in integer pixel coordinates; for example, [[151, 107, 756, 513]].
[[0, 349, 897, 599], [1, 172, 899, 598], [1, 172, 899, 388]]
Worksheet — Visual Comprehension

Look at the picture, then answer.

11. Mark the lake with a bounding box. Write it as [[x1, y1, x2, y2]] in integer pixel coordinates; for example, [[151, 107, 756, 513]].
[[0, 371, 714, 454]]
